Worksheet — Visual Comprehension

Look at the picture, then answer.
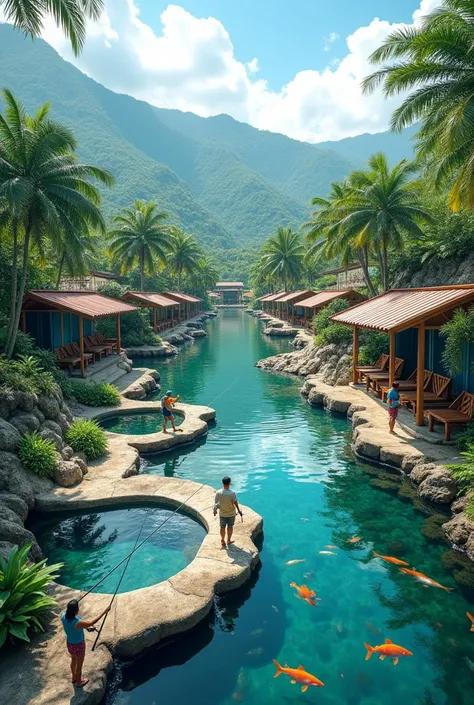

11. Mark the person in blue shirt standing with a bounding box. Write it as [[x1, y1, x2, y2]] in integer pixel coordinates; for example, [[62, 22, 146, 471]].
[[60, 599, 110, 688], [387, 381, 401, 434]]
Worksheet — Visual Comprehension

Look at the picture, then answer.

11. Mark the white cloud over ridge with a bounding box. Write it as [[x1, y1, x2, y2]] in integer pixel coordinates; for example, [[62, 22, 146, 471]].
[[3, 0, 440, 143]]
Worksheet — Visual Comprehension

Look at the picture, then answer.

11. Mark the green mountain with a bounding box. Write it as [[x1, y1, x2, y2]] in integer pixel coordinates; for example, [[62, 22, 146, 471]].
[[0, 25, 416, 251]]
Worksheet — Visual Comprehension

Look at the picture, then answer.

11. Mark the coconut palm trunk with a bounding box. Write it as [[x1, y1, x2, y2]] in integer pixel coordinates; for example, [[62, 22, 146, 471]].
[[7, 223, 31, 358]]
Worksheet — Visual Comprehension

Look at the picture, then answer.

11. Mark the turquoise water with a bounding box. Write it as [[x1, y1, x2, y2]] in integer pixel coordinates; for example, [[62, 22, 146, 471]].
[[99, 411, 183, 434], [112, 311, 473, 704], [29, 506, 206, 593]]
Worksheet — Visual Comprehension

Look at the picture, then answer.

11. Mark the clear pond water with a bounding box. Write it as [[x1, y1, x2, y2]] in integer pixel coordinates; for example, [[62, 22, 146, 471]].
[[99, 411, 183, 435], [30, 506, 205, 593], [108, 310, 474, 705]]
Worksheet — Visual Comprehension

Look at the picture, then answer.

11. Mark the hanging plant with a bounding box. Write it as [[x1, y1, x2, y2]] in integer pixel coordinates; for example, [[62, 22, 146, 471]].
[[439, 306, 474, 376]]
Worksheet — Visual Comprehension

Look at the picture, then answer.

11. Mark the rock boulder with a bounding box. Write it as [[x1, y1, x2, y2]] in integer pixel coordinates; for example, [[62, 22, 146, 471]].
[[53, 460, 83, 487], [0, 419, 22, 452]]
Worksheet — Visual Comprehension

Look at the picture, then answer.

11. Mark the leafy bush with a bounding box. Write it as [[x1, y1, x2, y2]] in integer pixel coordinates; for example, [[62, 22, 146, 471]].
[[448, 448, 474, 495], [455, 423, 474, 452], [359, 332, 390, 365], [96, 282, 161, 347], [66, 380, 120, 407], [314, 298, 352, 347], [466, 496, 474, 522], [18, 432, 58, 478], [0, 355, 58, 396], [0, 543, 62, 649], [0, 328, 37, 358], [66, 419, 108, 460], [439, 306, 474, 376]]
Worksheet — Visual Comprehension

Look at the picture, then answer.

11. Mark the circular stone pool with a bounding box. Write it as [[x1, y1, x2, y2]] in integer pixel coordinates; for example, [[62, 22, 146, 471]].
[[29, 505, 206, 593], [99, 410, 183, 435]]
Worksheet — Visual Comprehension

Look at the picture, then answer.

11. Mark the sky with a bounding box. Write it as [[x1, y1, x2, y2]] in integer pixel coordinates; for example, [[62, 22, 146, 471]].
[[2, 0, 440, 143]]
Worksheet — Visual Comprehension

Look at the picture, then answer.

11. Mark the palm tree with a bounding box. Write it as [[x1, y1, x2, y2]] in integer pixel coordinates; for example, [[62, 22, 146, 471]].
[[362, 0, 474, 211], [107, 201, 170, 290], [2, 0, 104, 55], [55, 228, 99, 288], [193, 256, 219, 290], [259, 226, 304, 291], [166, 228, 202, 292], [0, 89, 113, 357]]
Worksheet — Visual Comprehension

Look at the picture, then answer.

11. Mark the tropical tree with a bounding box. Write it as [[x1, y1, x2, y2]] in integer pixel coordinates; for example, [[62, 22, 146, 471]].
[[1, 0, 104, 55], [0, 90, 113, 358], [258, 226, 304, 291], [55, 228, 99, 288], [193, 256, 219, 290], [166, 228, 202, 292], [362, 0, 474, 211], [107, 201, 170, 290]]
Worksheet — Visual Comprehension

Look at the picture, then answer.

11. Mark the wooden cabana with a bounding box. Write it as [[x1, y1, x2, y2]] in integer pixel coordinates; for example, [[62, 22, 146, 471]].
[[297, 290, 364, 330], [123, 292, 180, 332], [275, 290, 316, 324], [22, 290, 137, 377], [258, 291, 287, 315], [164, 292, 202, 320], [331, 285, 474, 426]]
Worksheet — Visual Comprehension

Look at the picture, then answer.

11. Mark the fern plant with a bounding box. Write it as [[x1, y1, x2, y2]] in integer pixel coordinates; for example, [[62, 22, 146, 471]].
[[439, 306, 474, 376], [66, 419, 107, 460], [0, 543, 63, 649], [18, 433, 58, 478]]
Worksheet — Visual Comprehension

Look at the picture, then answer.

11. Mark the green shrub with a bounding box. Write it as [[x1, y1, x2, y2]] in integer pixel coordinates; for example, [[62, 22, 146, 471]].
[[466, 495, 474, 522], [18, 432, 58, 478], [0, 355, 58, 396], [0, 543, 63, 649], [439, 306, 474, 376], [448, 448, 474, 495], [66, 419, 108, 460], [96, 282, 161, 347], [359, 332, 390, 365], [454, 423, 474, 452], [67, 380, 120, 407], [313, 298, 352, 346]]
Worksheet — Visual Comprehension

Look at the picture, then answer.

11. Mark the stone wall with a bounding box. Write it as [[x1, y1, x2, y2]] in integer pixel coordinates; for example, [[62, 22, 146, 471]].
[[393, 250, 474, 288], [0, 387, 88, 559]]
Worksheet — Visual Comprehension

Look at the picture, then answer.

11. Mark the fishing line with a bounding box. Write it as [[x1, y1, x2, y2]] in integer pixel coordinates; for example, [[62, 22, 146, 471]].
[[206, 377, 241, 408]]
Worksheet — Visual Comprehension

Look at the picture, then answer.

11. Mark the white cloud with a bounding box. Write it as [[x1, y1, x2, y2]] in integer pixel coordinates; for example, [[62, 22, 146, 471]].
[[1, 0, 438, 143], [323, 31, 339, 51]]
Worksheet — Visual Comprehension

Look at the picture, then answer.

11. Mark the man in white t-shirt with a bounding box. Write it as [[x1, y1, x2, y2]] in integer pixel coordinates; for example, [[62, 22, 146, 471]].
[[213, 476, 242, 548]]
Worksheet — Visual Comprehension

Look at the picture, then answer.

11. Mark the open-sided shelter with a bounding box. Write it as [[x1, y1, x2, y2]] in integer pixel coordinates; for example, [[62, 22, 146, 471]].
[[214, 282, 244, 304], [123, 292, 180, 332], [297, 290, 364, 329], [257, 291, 287, 315], [331, 285, 474, 426], [273, 290, 317, 324], [163, 292, 202, 320], [21, 290, 137, 376]]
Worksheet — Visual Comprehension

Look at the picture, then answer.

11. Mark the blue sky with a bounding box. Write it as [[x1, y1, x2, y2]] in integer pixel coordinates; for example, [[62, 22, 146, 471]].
[[137, 0, 420, 90]]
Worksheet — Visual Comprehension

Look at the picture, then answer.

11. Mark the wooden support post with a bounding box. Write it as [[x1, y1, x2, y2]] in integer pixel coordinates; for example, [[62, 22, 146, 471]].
[[59, 312, 64, 345], [79, 316, 85, 378], [116, 314, 121, 353], [153, 307, 157, 334], [389, 331, 396, 387], [21, 311, 26, 333], [171, 306, 175, 327], [352, 326, 359, 384], [416, 322, 425, 426]]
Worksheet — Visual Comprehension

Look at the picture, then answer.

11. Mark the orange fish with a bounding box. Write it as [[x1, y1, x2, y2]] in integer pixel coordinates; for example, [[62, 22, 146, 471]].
[[273, 659, 324, 692], [348, 537, 362, 544], [373, 552, 409, 566], [399, 568, 453, 592], [285, 559, 305, 566], [290, 582, 320, 606], [325, 545, 337, 549], [364, 638, 413, 666], [467, 612, 474, 633]]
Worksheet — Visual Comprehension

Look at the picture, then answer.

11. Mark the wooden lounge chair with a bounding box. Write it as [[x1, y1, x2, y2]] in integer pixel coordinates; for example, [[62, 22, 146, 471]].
[[379, 369, 433, 402], [55, 346, 92, 374], [427, 392, 474, 441], [366, 358, 404, 392], [400, 373, 452, 415], [83, 336, 109, 360], [93, 332, 118, 351], [356, 354, 389, 383]]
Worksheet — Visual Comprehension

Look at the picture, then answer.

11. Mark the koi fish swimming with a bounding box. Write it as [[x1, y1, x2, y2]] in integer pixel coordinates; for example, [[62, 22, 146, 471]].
[[347, 536, 362, 544], [285, 559, 305, 566], [364, 638, 413, 666], [399, 568, 453, 592], [373, 552, 409, 566], [319, 550, 336, 555], [467, 612, 474, 632], [272, 660, 324, 691], [290, 582, 320, 606]]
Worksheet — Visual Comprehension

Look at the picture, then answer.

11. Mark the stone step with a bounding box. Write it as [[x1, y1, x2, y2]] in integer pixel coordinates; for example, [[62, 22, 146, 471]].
[[87, 365, 130, 386]]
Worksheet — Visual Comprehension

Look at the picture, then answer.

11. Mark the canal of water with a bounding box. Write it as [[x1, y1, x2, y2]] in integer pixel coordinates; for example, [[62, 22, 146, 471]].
[[106, 309, 474, 705]]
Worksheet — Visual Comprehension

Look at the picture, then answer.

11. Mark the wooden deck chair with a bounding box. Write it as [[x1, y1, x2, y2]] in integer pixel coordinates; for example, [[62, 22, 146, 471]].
[[356, 354, 389, 383], [427, 391, 474, 441], [400, 373, 452, 415], [94, 331, 118, 350], [83, 336, 108, 360], [366, 358, 404, 392], [379, 369, 433, 402]]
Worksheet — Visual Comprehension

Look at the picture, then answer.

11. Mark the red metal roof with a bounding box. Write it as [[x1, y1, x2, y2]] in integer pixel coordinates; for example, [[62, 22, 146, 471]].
[[164, 291, 202, 303], [331, 286, 474, 332], [257, 290, 285, 302], [277, 290, 316, 303], [23, 291, 137, 318], [298, 290, 357, 309], [123, 291, 180, 307], [262, 291, 288, 302]]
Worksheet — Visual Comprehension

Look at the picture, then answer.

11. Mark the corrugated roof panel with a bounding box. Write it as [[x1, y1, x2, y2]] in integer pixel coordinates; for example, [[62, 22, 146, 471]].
[[264, 291, 288, 302], [124, 292, 180, 307], [24, 291, 137, 318], [277, 290, 316, 303], [164, 291, 202, 303], [332, 287, 474, 332], [215, 282, 244, 287], [298, 290, 355, 309]]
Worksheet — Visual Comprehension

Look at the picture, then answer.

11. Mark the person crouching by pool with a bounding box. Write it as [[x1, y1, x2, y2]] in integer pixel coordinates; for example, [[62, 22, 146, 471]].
[[387, 381, 401, 434], [214, 476, 243, 548], [161, 390, 183, 434], [61, 599, 110, 688]]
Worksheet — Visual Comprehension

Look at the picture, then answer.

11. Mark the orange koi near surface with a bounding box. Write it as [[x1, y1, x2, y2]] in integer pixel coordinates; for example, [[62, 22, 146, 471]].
[[467, 612, 474, 632], [290, 582, 320, 606], [273, 659, 324, 692], [399, 568, 453, 592], [285, 559, 305, 566], [364, 638, 413, 666], [348, 536, 362, 544], [373, 552, 409, 566]]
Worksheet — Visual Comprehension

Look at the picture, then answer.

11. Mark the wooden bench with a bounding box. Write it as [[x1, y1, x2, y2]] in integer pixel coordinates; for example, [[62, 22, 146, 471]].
[[83, 336, 110, 360], [379, 369, 433, 402], [400, 373, 451, 415], [427, 392, 474, 441], [94, 332, 118, 351], [56, 346, 93, 374], [356, 354, 389, 384], [366, 357, 404, 392]]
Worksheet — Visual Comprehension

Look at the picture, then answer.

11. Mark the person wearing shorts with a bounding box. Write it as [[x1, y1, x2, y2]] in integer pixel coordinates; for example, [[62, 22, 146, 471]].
[[213, 476, 242, 548], [61, 599, 110, 688], [387, 381, 400, 434], [161, 390, 183, 434]]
